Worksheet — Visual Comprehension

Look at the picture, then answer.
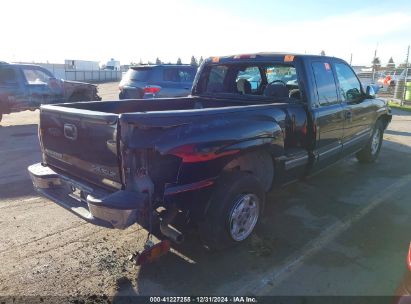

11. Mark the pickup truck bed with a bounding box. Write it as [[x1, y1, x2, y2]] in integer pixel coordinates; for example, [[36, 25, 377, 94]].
[[39, 97, 306, 190]]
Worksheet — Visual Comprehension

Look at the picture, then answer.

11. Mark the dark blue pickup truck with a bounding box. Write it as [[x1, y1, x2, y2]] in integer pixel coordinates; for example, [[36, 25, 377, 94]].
[[0, 62, 100, 122], [28, 53, 391, 251]]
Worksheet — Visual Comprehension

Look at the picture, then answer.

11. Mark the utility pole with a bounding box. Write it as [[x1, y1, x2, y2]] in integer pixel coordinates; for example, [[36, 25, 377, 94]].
[[350, 53, 353, 65], [372, 43, 378, 83], [402, 45, 410, 106]]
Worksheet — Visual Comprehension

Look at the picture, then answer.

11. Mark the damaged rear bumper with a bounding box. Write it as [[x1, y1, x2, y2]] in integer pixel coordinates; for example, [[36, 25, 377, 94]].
[[28, 163, 148, 229]]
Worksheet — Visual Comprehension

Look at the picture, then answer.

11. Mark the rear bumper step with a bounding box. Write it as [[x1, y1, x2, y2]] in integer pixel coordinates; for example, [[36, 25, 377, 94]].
[[28, 163, 148, 229]]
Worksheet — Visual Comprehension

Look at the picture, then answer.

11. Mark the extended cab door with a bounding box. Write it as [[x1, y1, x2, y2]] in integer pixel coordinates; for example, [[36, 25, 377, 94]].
[[309, 60, 345, 171], [333, 61, 376, 155]]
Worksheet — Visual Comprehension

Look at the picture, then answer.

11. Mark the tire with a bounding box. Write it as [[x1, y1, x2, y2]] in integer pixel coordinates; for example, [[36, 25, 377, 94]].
[[356, 120, 384, 163], [199, 171, 265, 251]]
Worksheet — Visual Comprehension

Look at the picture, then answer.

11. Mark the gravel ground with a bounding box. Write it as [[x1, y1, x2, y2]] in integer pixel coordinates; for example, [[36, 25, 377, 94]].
[[96, 82, 120, 101]]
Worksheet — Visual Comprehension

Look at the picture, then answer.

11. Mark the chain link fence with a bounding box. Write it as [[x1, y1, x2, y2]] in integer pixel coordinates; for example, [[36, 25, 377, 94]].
[[359, 69, 410, 105], [378, 47, 410, 105]]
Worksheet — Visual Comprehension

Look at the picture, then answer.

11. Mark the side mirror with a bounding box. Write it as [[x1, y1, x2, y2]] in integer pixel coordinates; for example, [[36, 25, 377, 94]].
[[366, 85, 377, 98]]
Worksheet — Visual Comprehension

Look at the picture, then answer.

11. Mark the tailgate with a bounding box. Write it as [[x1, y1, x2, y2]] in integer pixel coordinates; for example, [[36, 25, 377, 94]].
[[40, 105, 123, 190]]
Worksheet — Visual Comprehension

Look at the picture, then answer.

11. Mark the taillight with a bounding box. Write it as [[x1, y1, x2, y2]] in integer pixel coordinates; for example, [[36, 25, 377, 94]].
[[169, 144, 239, 163], [143, 86, 161, 94], [407, 242, 411, 271]]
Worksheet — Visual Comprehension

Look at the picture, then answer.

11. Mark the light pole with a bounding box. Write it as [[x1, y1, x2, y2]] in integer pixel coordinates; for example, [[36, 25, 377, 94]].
[[402, 45, 410, 106], [372, 43, 378, 83]]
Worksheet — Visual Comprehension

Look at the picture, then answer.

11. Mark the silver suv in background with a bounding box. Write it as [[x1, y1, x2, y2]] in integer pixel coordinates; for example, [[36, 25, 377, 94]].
[[119, 65, 197, 99]]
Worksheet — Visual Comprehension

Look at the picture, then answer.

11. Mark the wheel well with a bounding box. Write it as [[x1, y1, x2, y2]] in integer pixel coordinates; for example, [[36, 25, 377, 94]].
[[378, 114, 391, 130], [222, 150, 274, 192]]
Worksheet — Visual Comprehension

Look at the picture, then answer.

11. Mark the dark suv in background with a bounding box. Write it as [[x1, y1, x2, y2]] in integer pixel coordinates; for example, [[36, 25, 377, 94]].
[[118, 64, 197, 99]]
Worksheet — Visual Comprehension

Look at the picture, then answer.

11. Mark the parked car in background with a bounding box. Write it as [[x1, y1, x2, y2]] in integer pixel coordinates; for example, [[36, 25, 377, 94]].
[[0, 62, 101, 122], [381, 68, 411, 87], [119, 64, 197, 99]]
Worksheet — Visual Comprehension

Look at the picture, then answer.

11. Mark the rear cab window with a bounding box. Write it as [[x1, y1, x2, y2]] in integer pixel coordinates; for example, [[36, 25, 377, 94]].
[[311, 61, 338, 106], [199, 61, 300, 101], [237, 67, 262, 92], [206, 65, 228, 93]]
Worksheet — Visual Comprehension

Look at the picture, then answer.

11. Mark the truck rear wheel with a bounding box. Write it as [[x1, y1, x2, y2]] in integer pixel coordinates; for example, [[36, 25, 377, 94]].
[[199, 171, 265, 251], [356, 120, 384, 163]]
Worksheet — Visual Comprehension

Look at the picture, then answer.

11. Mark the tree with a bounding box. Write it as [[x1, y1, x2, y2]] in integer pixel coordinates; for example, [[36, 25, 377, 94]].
[[199, 56, 204, 66], [320, 50, 326, 56], [176, 57, 182, 65], [155, 57, 162, 65], [386, 57, 395, 69], [190, 56, 198, 66]]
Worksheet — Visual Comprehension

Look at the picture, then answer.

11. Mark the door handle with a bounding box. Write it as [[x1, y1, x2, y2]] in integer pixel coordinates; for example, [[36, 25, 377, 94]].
[[345, 111, 352, 120]]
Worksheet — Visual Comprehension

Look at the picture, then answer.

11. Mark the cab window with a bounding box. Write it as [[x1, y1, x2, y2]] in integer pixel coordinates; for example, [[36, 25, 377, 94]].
[[23, 68, 52, 85], [334, 63, 362, 103], [0, 67, 17, 85], [311, 62, 338, 105]]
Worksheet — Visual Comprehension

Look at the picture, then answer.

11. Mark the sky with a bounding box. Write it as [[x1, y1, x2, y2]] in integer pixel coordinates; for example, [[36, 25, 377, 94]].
[[1, 0, 410, 66]]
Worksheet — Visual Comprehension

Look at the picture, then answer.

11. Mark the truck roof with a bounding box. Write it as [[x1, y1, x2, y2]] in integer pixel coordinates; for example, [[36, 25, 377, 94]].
[[0, 62, 45, 69], [206, 52, 339, 63]]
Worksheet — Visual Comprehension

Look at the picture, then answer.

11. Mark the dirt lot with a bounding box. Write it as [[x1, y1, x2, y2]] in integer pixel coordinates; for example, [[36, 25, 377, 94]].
[[95, 82, 121, 101], [1, 86, 411, 297]]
